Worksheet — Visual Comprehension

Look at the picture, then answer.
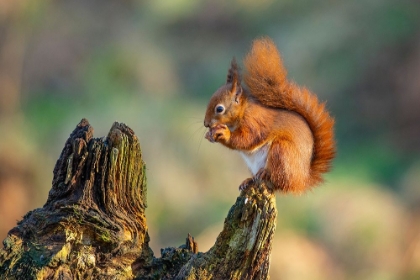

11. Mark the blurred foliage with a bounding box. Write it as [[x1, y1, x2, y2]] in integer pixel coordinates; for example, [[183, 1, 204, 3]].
[[1, 0, 420, 279]]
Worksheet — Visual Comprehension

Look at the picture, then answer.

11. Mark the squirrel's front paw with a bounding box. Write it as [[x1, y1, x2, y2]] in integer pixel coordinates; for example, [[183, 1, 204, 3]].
[[206, 124, 229, 143]]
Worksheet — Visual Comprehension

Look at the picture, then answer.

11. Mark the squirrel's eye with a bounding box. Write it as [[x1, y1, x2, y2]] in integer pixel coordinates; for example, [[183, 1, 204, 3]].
[[215, 105, 225, 114]]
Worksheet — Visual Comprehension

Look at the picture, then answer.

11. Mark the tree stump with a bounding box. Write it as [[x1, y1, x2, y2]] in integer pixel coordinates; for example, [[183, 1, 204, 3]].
[[0, 119, 277, 279]]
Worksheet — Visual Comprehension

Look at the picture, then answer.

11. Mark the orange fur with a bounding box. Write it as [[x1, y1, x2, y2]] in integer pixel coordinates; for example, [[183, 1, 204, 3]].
[[204, 37, 335, 194]]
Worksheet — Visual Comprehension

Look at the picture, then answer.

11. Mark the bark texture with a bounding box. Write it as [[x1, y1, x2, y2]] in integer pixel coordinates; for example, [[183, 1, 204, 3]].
[[0, 119, 276, 280]]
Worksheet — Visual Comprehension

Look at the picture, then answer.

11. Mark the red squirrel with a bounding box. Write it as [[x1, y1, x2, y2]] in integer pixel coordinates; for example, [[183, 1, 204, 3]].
[[204, 37, 335, 194]]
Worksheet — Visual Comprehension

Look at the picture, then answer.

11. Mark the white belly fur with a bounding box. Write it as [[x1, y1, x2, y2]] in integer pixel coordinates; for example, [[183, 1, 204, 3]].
[[239, 144, 270, 175]]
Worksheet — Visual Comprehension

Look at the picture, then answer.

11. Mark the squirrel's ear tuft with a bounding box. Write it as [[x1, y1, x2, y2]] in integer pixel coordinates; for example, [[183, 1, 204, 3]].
[[226, 57, 241, 86]]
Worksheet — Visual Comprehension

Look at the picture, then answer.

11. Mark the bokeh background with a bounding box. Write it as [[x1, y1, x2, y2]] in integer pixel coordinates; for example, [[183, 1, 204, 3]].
[[1, 0, 420, 279]]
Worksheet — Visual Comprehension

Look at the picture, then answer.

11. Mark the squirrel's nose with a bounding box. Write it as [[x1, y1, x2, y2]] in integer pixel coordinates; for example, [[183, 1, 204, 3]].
[[204, 120, 209, 128]]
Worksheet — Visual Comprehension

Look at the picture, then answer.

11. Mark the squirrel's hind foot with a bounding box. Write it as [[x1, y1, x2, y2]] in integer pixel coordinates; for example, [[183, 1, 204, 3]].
[[239, 178, 254, 191], [255, 168, 270, 182]]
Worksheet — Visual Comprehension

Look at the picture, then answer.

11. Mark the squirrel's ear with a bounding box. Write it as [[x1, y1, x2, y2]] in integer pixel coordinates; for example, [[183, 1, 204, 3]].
[[234, 86, 242, 104], [226, 57, 241, 86]]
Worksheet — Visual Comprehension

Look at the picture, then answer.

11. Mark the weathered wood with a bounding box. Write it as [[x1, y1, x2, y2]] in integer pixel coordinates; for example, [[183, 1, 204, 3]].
[[0, 119, 276, 279], [173, 184, 276, 280]]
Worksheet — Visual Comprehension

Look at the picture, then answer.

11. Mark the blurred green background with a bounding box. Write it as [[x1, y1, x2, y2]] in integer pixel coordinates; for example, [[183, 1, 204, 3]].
[[1, 0, 420, 279]]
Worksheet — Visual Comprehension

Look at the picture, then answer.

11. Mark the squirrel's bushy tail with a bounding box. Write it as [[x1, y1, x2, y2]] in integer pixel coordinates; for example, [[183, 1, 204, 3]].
[[244, 37, 336, 187]]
